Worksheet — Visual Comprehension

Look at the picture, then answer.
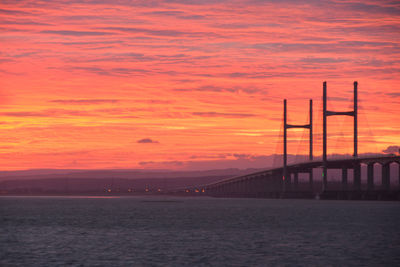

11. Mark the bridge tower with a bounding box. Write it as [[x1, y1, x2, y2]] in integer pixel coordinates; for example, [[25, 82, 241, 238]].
[[323, 81, 358, 191], [283, 99, 313, 191]]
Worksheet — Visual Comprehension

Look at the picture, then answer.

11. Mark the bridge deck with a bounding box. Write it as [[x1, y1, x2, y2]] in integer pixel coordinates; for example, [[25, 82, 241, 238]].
[[204, 155, 400, 189]]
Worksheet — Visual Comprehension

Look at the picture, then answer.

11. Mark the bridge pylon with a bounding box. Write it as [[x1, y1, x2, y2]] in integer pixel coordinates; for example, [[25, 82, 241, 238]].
[[323, 81, 358, 191], [283, 99, 313, 192]]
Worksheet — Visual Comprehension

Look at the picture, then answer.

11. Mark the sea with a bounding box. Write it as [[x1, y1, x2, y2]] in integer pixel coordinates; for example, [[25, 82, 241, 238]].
[[1, 196, 399, 266]]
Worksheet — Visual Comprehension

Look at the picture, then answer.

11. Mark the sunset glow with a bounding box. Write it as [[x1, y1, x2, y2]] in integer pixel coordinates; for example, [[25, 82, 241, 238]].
[[1, 0, 399, 170]]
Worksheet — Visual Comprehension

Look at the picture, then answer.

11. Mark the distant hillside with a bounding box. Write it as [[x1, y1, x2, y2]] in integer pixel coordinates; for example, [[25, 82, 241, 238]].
[[0, 176, 235, 194], [0, 168, 265, 194], [0, 168, 262, 181]]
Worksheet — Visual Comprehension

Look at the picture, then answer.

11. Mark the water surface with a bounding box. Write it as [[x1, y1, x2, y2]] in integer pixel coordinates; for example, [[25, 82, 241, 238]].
[[1, 196, 399, 266]]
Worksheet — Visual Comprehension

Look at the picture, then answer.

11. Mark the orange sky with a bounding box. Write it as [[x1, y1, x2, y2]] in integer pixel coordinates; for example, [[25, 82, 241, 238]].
[[0, 0, 399, 170]]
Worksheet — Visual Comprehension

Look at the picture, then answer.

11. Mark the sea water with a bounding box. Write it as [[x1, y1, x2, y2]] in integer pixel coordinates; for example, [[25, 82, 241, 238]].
[[1, 196, 399, 266]]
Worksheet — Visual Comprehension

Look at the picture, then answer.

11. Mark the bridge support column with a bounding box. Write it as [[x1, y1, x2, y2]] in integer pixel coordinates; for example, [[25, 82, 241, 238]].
[[250, 178, 256, 195], [236, 181, 240, 194], [260, 176, 266, 195], [262, 175, 268, 193], [286, 173, 291, 191], [293, 172, 298, 190], [342, 168, 348, 191], [254, 177, 260, 195], [276, 172, 283, 192], [309, 169, 313, 191], [245, 179, 249, 195], [382, 163, 390, 191], [367, 163, 374, 191], [245, 179, 251, 194], [241, 180, 246, 195], [255, 177, 260, 195], [353, 163, 361, 191], [223, 184, 228, 195]]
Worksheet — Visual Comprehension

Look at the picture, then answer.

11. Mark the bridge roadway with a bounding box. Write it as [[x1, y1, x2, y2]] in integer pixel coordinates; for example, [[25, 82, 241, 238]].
[[201, 155, 400, 200]]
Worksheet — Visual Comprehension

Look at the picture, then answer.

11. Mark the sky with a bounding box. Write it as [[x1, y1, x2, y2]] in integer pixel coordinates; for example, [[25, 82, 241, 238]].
[[0, 0, 399, 170]]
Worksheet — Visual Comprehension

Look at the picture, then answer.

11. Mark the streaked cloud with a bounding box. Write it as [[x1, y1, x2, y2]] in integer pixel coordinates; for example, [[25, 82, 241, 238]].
[[192, 112, 256, 118], [382, 146, 400, 154], [386, 92, 400, 98], [0, 8, 33, 15], [51, 99, 120, 104], [0, 109, 91, 117], [40, 30, 115, 36], [137, 138, 159, 144], [0, 0, 398, 170]]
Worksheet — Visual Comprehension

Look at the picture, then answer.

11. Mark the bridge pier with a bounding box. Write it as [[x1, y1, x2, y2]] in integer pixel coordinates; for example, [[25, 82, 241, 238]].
[[248, 178, 253, 194], [242, 179, 246, 195], [309, 169, 313, 191], [367, 163, 374, 191], [265, 175, 272, 194], [236, 181, 241, 194], [254, 177, 260, 195], [285, 173, 291, 192], [246, 178, 252, 195], [223, 184, 228, 195], [257, 176, 262, 192], [230, 182, 235, 194], [342, 168, 348, 191], [250, 177, 257, 195], [260, 175, 267, 196], [275, 173, 282, 192], [216, 185, 221, 195], [245, 178, 250, 195], [293, 172, 298, 190], [266, 175, 271, 193], [260, 176, 266, 194], [382, 163, 390, 191], [354, 163, 361, 191]]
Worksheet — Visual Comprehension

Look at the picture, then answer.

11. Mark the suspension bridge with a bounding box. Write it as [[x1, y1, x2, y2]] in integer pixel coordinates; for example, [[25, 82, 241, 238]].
[[179, 81, 400, 200]]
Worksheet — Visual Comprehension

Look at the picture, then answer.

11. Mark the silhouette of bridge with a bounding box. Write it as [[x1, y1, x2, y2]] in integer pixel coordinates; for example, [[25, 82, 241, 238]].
[[203, 155, 399, 200], [182, 81, 400, 200]]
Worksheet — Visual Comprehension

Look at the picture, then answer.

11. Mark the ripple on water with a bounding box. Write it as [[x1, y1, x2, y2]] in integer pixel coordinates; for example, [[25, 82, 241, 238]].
[[0, 197, 399, 266]]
